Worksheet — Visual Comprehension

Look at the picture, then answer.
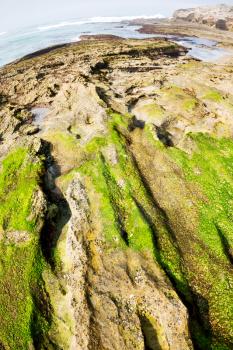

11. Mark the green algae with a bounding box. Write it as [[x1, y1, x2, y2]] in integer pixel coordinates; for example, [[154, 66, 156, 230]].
[[0, 148, 50, 349], [161, 85, 198, 112], [104, 115, 155, 251], [62, 113, 189, 303], [85, 136, 107, 153], [0, 148, 43, 232], [169, 133, 233, 261], [64, 113, 157, 254], [134, 103, 164, 121], [183, 98, 198, 111], [0, 241, 49, 349], [78, 155, 125, 248], [203, 89, 223, 102], [46, 131, 78, 152], [3, 36, 233, 349], [113, 121, 233, 349], [165, 133, 233, 348], [101, 153, 156, 253], [52, 112, 233, 349], [60, 114, 186, 293]]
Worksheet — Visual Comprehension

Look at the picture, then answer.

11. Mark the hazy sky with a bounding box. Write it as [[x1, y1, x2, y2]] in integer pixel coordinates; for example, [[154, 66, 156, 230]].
[[1, 0, 233, 32]]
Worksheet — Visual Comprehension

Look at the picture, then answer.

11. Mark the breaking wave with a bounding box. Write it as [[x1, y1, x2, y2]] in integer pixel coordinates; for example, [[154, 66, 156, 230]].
[[37, 14, 165, 31]]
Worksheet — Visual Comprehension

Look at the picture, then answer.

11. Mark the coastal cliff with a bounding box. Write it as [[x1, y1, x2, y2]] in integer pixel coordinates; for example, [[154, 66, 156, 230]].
[[0, 37, 233, 350], [173, 4, 233, 31]]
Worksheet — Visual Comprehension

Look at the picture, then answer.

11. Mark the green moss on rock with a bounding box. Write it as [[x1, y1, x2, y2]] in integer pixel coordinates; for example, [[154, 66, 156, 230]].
[[160, 85, 199, 112], [48, 111, 233, 350], [135, 130, 233, 349], [0, 148, 42, 232], [202, 89, 223, 102], [0, 148, 50, 349]]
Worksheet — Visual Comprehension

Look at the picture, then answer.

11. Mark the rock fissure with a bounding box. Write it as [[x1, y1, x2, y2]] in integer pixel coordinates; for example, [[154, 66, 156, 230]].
[[0, 36, 233, 349], [39, 141, 72, 270]]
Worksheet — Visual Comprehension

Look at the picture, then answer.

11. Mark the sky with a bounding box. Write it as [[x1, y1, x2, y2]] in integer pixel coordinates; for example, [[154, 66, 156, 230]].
[[1, 0, 233, 32]]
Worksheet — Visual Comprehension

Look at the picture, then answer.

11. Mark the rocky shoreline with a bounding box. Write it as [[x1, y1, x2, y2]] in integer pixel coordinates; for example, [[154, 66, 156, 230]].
[[173, 4, 233, 31], [130, 4, 233, 50], [135, 19, 233, 49], [0, 33, 233, 350]]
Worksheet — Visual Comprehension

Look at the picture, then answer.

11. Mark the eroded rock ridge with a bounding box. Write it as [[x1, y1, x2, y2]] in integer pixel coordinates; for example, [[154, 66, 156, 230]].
[[0, 37, 233, 350]]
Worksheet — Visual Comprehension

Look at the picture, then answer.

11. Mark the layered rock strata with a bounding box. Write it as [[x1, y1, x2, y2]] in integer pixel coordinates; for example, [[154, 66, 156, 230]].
[[173, 4, 233, 31], [0, 37, 233, 350]]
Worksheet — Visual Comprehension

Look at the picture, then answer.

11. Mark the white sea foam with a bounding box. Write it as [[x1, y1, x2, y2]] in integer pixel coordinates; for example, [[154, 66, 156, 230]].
[[38, 21, 86, 31], [0, 16, 228, 67], [83, 15, 165, 22], [37, 14, 164, 31], [71, 35, 81, 42]]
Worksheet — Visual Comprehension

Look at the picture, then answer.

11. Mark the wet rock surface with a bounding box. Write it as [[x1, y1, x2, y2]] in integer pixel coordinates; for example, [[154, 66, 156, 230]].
[[134, 13, 233, 49], [0, 37, 233, 349]]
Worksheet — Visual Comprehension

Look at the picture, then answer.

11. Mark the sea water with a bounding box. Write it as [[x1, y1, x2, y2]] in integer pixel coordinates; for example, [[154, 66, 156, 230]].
[[0, 16, 229, 67]]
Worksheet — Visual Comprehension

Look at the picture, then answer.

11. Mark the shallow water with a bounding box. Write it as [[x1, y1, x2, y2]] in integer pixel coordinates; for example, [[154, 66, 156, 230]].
[[173, 36, 228, 62], [0, 17, 230, 67], [31, 107, 49, 125]]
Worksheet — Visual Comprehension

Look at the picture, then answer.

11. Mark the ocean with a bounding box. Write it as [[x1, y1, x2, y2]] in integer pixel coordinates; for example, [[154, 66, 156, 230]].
[[0, 15, 228, 67]]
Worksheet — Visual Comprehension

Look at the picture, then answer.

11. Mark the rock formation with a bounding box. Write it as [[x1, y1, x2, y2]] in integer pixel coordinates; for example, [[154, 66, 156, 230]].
[[173, 4, 233, 31], [0, 37, 233, 349]]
